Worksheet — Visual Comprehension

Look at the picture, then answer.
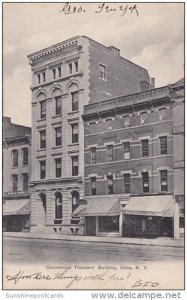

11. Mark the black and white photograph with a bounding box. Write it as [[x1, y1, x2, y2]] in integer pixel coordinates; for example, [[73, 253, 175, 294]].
[[2, 1, 185, 291]]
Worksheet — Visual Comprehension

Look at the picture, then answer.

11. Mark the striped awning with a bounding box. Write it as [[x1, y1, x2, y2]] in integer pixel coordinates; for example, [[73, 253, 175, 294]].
[[123, 195, 174, 217], [3, 199, 31, 216], [72, 197, 120, 217]]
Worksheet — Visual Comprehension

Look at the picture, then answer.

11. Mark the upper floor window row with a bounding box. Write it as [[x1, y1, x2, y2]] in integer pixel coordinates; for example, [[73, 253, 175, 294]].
[[89, 137, 168, 164], [36, 61, 79, 85], [87, 108, 169, 128]]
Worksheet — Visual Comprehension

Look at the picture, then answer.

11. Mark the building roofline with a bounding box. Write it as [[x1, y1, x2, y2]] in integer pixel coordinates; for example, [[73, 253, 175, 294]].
[[27, 35, 81, 59], [82, 35, 149, 73]]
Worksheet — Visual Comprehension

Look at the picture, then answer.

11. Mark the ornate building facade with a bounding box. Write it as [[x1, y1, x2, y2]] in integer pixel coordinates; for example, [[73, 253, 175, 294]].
[[28, 35, 150, 234], [3, 117, 31, 232]]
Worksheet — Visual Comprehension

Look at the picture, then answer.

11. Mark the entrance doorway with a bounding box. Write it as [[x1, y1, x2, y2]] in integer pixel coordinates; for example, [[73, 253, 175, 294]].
[[85, 217, 96, 236]]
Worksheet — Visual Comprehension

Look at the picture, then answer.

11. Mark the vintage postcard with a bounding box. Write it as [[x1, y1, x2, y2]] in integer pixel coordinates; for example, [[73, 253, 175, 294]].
[[2, 1, 184, 291]]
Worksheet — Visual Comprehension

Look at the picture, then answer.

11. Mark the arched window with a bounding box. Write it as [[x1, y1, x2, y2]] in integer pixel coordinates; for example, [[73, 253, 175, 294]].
[[72, 191, 79, 213], [39, 193, 46, 214], [55, 192, 62, 219]]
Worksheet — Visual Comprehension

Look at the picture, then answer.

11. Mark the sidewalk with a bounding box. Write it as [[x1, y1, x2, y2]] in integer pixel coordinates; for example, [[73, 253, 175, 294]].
[[3, 231, 184, 248]]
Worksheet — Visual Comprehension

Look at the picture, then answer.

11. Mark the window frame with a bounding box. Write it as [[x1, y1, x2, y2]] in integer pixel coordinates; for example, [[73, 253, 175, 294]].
[[107, 145, 113, 162], [141, 139, 149, 157], [107, 175, 114, 194], [72, 124, 79, 144], [40, 130, 46, 149], [55, 96, 62, 116], [142, 172, 149, 193], [55, 158, 62, 178], [91, 147, 96, 164], [12, 150, 18, 168], [124, 142, 130, 160], [22, 148, 29, 166], [159, 136, 167, 155], [40, 160, 46, 179], [91, 177, 97, 195], [124, 173, 130, 193], [55, 127, 62, 147], [22, 173, 29, 191], [40, 100, 46, 119], [12, 174, 18, 192], [72, 156, 79, 176], [99, 64, 106, 80], [160, 170, 168, 192], [55, 192, 63, 220], [71, 91, 79, 111]]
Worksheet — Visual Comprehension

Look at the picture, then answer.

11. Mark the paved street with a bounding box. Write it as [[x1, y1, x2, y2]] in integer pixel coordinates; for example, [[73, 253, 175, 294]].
[[3, 237, 184, 265]]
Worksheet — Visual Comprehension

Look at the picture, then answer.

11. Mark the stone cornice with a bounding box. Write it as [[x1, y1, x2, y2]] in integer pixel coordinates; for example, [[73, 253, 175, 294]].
[[28, 36, 81, 65]]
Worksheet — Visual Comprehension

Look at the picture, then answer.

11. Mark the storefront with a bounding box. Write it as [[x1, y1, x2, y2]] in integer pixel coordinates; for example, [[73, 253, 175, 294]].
[[123, 195, 174, 238], [72, 196, 120, 236], [3, 199, 31, 232]]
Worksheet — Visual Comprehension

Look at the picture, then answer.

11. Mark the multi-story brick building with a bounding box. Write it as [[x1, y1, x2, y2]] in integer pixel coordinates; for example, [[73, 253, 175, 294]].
[[3, 117, 31, 232], [78, 79, 184, 238], [27, 35, 150, 234]]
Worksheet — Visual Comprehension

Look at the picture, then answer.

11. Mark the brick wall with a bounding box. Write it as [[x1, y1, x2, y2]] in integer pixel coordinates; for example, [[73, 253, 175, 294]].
[[88, 37, 150, 103]]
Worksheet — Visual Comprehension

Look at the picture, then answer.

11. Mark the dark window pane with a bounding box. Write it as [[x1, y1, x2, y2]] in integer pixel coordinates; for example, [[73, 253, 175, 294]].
[[55, 193, 62, 219], [72, 124, 78, 143], [40, 161, 46, 179], [55, 127, 62, 146], [40, 130, 46, 149], [124, 174, 130, 193], [40, 101, 46, 119], [160, 136, 167, 154], [142, 172, 149, 193], [142, 139, 149, 157], [160, 170, 168, 192], [55, 97, 62, 115], [23, 148, 28, 165], [12, 150, 18, 167], [72, 156, 78, 176], [72, 91, 79, 111], [107, 175, 113, 194]]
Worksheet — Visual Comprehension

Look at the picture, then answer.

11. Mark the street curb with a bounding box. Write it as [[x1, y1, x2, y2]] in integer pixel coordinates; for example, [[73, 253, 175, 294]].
[[3, 234, 184, 248]]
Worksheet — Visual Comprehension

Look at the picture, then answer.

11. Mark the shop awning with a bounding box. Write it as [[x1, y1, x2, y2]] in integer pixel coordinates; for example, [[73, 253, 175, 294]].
[[3, 199, 31, 216], [72, 197, 120, 217], [123, 195, 174, 217]]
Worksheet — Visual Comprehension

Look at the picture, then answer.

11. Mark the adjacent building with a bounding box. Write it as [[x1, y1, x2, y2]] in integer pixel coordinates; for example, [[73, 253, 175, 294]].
[[3, 117, 31, 232], [78, 79, 184, 239], [27, 35, 150, 234]]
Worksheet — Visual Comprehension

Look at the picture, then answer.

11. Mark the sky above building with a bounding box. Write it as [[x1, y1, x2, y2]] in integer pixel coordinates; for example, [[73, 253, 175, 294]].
[[3, 2, 184, 126]]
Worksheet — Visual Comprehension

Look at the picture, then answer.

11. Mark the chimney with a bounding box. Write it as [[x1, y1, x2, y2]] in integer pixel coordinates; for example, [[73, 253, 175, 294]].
[[140, 80, 150, 92], [108, 46, 120, 55], [150, 77, 155, 89]]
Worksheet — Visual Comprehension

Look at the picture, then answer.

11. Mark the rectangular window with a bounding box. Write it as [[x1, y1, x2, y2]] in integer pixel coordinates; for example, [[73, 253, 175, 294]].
[[22, 148, 28, 166], [141, 139, 149, 157], [142, 172, 149, 193], [123, 115, 130, 127], [91, 177, 96, 195], [160, 170, 168, 192], [42, 72, 46, 82], [141, 112, 148, 124], [124, 142, 130, 159], [160, 136, 167, 154], [55, 96, 62, 116], [22, 173, 29, 191], [74, 61, 78, 72], [124, 174, 130, 193], [12, 150, 18, 167], [72, 156, 78, 176], [40, 160, 46, 179], [55, 127, 62, 146], [91, 147, 96, 164], [40, 130, 46, 149], [72, 124, 78, 143], [99, 64, 106, 80], [40, 100, 46, 119], [58, 66, 61, 78], [107, 175, 113, 194], [159, 108, 167, 121], [37, 74, 40, 84], [68, 63, 72, 74], [107, 145, 113, 162], [52, 68, 56, 79], [55, 158, 62, 178], [12, 174, 18, 192], [72, 91, 79, 111]]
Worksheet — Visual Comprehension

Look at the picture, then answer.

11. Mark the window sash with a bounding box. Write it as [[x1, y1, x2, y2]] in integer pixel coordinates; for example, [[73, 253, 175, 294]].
[[72, 92, 79, 111], [23, 148, 28, 165], [99, 64, 106, 79], [124, 174, 130, 193], [12, 151, 18, 167], [55, 97, 62, 115], [142, 140, 149, 157], [160, 137, 167, 154], [107, 145, 113, 161], [91, 148, 96, 164], [40, 101, 46, 119]]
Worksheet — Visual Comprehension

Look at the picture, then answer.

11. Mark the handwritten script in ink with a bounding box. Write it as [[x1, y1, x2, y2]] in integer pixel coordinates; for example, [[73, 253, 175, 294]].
[[60, 2, 139, 17], [6, 269, 160, 289]]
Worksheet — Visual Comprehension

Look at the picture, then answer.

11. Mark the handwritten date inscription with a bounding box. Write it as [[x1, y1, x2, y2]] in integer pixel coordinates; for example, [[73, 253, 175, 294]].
[[60, 2, 139, 17]]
